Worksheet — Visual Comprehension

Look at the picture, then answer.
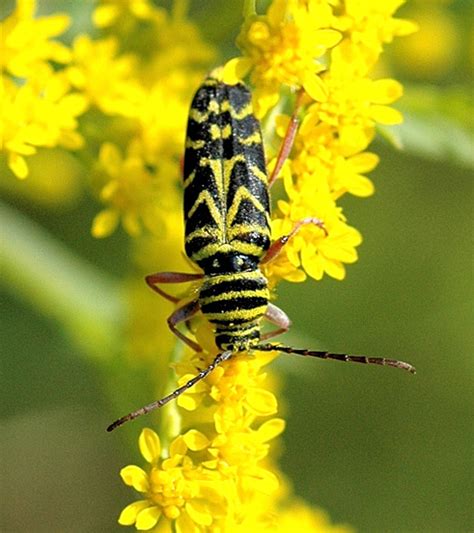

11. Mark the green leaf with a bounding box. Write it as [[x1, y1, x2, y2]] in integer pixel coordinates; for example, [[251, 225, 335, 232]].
[[391, 84, 474, 168], [0, 200, 123, 358]]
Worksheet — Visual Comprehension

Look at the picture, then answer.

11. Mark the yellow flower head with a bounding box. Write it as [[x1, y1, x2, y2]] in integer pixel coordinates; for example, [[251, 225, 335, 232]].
[[333, 0, 418, 66], [119, 429, 230, 531], [267, 173, 362, 283], [276, 500, 354, 532], [225, 0, 341, 117], [0, 0, 71, 78], [91, 141, 180, 238], [174, 336, 279, 418], [93, 0, 161, 29], [67, 35, 143, 117], [1, 68, 87, 179]]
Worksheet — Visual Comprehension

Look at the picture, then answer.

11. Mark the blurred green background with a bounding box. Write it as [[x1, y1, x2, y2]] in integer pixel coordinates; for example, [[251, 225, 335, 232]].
[[1, 1, 473, 532]]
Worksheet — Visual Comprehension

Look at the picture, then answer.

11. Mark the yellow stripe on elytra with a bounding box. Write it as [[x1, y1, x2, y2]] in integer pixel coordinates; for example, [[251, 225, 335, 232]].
[[187, 190, 225, 236], [185, 226, 215, 239], [209, 123, 232, 140], [226, 223, 270, 237], [226, 186, 267, 227], [223, 154, 245, 194], [240, 130, 262, 145], [230, 241, 267, 258], [190, 242, 223, 262], [189, 108, 209, 123], [185, 139, 206, 150], [198, 158, 224, 204], [208, 99, 220, 114], [221, 100, 253, 120], [250, 164, 268, 184], [183, 170, 195, 189]]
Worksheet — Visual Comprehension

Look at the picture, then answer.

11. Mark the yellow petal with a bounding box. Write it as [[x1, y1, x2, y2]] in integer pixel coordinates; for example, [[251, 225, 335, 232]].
[[349, 152, 380, 173], [183, 429, 210, 451], [99, 142, 122, 172], [370, 79, 403, 104], [222, 57, 252, 85], [185, 501, 213, 526], [8, 153, 29, 179], [92, 5, 119, 28], [91, 209, 118, 238], [313, 29, 342, 49], [170, 435, 188, 456], [253, 87, 279, 119], [369, 105, 403, 125], [346, 175, 375, 197], [302, 73, 328, 102], [176, 512, 200, 533], [177, 393, 198, 411], [301, 247, 324, 281], [283, 269, 307, 283], [339, 125, 371, 155], [245, 466, 280, 494], [118, 500, 150, 526], [246, 388, 277, 416], [123, 212, 142, 236], [257, 418, 286, 442], [324, 259, 346, 280], [60, 93, 89, 115], [120, 465, 149, 492], [135, 506, 162, 530], [275, 114, 290, 138], [139, 428, 161, 464]]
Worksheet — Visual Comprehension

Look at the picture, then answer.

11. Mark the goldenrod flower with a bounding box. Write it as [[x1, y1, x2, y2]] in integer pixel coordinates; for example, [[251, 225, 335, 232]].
[[119, 429, 230, 531], [333, 0, 418, 66], [268, 178, 362, 282], [276, 501, 354, 533], [0, 2, 86, 179], [225, 0, 341, 117], [91, 142, 180, 238], [1, 68, 87, 179], [93, 0, 160, 29], [67, 35, 143, 117], [0, 0, 71, 78]]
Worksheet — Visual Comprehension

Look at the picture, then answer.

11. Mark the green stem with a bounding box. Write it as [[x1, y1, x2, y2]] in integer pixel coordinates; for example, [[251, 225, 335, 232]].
[[0, 200, 124, 358], [243, 0, 256, 18], [156, 339, 185, 453]]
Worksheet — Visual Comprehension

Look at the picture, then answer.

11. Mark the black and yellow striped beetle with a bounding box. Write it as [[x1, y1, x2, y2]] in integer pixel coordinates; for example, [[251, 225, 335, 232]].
[[107, 74, 415, 432]]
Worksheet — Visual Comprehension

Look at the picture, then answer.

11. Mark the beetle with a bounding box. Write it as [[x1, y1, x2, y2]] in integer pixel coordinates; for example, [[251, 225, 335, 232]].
[[107, 74, 415, 432]]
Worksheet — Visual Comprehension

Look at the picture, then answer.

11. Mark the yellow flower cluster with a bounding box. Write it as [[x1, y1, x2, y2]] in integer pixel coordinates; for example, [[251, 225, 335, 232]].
[[0, 1, 87, 178], [225, 0, 416, 283], [120, 426, 352, 532]]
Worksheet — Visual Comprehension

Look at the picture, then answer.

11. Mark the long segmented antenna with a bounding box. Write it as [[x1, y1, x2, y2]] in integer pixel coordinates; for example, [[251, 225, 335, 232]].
[[107, 345, 415, 431], [106, 350, 232, 432], [256, 343, 416, 374]]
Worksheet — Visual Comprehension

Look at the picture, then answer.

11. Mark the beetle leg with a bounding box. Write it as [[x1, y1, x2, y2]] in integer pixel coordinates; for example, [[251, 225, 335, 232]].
[[268, 89, 304, 188], [260, 302, 292, 341], [145, 271, 204, 303], [261, 217, 327, 265], [167, 300, 203, 352]]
